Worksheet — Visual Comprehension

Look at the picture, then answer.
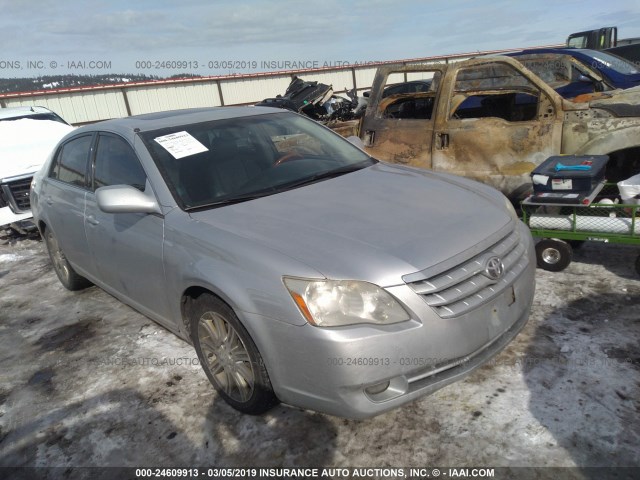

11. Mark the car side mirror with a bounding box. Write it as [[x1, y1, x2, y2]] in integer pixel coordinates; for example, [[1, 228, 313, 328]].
[[577, 74, 592, 83], [363, 91, 370, 98], [96, 185, 162, 215]]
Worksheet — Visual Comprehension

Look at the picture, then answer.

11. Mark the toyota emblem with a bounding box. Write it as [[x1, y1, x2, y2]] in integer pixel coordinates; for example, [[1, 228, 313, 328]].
[[484, 257, 504, 280]]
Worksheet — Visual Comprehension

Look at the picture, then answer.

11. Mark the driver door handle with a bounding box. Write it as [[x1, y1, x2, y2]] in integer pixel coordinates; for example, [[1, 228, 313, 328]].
[[86, 215, 99, 226], [436, 132, 449, 150], [363, 130, 376, 147]]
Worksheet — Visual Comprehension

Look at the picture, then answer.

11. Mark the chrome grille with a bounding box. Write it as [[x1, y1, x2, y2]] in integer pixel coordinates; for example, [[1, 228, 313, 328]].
[[2, 176, 33, 212], [406, 228, 528, 318]]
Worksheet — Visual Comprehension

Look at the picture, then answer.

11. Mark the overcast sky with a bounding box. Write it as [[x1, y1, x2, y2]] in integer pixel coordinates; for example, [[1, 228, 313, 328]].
[[2, 0, 640, 78]]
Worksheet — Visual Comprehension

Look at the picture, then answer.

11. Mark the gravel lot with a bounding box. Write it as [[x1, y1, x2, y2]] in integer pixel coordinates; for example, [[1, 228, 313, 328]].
[[0, 234, 639, 477]]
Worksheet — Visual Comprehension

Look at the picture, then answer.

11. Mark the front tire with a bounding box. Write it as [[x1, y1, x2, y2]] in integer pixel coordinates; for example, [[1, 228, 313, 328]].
[[44, 228, 92, 290], [190, 294, 279, 414]]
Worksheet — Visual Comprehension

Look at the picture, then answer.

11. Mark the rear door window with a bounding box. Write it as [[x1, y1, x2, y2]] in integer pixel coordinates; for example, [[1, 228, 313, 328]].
[[50, 135, 93, 188]]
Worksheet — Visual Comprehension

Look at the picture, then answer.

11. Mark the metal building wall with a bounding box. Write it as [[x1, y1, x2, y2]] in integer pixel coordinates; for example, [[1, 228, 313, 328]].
[[2, 90, 128, 124], [219, 76, 293, 106], [125, 82, 221, 114], [0, 64, 383, 125]]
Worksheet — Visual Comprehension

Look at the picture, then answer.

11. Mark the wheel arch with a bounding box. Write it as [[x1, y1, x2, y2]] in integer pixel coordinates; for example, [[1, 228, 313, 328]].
[[179, 282, 263, 341], [574, 125, 640, 157], [37, 219, 47, 237], [181, 285, 231, 341], [574, 128, 640, 181]]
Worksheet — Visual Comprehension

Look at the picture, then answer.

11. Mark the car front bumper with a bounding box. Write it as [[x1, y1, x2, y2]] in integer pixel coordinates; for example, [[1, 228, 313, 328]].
[[0, 206, 33, 229], [240, 223, 536, 419], [1, 174, 35, 229]]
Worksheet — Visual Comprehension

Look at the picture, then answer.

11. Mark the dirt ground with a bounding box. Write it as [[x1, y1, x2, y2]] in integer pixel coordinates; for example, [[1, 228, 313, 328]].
[[0, 234, 639, 477]]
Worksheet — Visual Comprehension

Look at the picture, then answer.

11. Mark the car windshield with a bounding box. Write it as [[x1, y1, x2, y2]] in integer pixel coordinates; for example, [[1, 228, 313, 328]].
[[141, 111, 375, 210], [581, 49, 639, 75]]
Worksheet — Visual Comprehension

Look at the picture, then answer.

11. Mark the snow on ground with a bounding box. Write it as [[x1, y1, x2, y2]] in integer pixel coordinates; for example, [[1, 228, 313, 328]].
[[0, 236, 639, 475]]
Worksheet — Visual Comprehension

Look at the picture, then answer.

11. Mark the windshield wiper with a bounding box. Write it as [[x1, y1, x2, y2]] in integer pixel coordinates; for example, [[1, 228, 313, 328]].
[[185, 190, 276, 211], [275, 159, 376, 191]]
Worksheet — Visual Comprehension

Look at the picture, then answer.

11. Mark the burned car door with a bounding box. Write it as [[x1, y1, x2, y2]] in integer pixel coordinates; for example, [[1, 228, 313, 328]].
[[360, 66, 445, 170], [512, 53, 610, 98], [83, 133, 171, 322], [432, 58, 563, 198]]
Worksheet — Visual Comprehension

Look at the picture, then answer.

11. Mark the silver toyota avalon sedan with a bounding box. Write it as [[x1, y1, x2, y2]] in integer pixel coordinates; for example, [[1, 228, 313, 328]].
[[31, 107, 535, 419]]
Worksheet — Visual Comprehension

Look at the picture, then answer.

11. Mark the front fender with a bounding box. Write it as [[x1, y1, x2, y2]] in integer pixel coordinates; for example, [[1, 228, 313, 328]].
[[162, 210, 324, 337]]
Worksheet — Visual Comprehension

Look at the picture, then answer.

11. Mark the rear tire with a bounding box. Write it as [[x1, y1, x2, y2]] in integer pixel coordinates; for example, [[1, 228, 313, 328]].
[[535, 239, 572, 272], [44, 228, 92, 290], [190, 294, 279, 414]]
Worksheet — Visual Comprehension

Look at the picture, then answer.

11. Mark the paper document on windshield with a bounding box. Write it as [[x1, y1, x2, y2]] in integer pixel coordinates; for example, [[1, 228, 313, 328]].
[[154, 131, 208, 159]]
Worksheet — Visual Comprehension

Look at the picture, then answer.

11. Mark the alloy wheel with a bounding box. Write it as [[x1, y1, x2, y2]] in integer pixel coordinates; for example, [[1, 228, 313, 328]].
[[197, 311, 255, 403]]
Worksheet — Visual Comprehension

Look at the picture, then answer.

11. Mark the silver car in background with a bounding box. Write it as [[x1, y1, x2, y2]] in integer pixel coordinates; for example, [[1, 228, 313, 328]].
[[31, 107, 535, 419]]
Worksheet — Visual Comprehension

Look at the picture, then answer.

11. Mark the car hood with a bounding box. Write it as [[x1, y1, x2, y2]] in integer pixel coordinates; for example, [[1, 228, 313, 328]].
[[0, 119, 73, 180], [189, 163, 512, 286], [587, 86, 640, 116]]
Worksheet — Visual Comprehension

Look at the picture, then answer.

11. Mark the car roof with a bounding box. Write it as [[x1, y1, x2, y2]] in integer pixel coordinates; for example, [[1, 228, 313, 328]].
[[73, 106, 285, 138], [509, 48, 594, 57], [0, 106, 56, 120]]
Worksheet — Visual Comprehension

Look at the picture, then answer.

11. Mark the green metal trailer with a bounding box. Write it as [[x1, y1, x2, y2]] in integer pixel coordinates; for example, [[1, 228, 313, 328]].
[[521, 183, 640, 275]]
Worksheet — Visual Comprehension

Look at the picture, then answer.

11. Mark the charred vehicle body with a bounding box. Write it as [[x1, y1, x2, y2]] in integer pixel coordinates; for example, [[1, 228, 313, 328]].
[[257, 76, 366, 124], [326, 56, 640, 200]]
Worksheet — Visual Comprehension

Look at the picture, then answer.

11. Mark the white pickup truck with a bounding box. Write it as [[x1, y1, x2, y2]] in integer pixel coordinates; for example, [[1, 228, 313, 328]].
[[0, 106, 74, 233]]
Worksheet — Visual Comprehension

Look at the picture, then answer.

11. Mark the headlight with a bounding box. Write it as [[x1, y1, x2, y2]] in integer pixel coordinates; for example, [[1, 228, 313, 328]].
[[505, 196, 518, 221], [283, 277, 410, 327]]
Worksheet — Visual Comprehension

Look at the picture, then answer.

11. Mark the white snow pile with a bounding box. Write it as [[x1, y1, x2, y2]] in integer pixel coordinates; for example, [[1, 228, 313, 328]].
[[0, 118, 74, 178], [0, 253, 22, 263]]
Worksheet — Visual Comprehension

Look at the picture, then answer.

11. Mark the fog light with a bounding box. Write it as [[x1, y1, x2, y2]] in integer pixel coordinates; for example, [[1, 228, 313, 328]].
[[365, 381, 390, 395], [364, 377, 408, 402]]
